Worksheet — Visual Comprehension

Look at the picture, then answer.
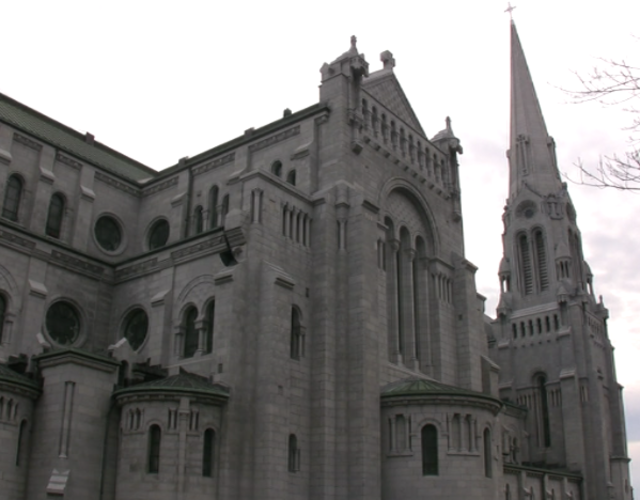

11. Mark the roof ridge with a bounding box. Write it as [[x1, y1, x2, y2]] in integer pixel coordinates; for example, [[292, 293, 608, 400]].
[[0, 91, 157, 180]]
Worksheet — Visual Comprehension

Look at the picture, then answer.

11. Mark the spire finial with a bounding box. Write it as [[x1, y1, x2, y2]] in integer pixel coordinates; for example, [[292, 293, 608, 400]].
[[350, 35, 357, 50], [504, 2, 516, 21]]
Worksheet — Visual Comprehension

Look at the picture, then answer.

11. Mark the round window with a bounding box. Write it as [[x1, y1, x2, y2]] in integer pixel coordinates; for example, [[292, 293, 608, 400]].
[[94, 215, 122, 251], [148, 219, 170, 250], [46, 301, 81, 345], [123, 308, 149, 351]]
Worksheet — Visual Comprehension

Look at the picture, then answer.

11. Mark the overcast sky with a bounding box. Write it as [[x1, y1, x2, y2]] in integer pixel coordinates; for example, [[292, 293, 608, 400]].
[[3, 0, 639, 486]]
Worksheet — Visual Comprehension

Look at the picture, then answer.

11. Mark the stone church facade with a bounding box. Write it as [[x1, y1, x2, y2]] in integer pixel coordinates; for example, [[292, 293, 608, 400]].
[[0, 22, 633, 500]]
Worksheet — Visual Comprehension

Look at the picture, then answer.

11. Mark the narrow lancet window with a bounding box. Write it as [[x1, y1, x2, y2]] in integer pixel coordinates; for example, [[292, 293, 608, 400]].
[[483, 428, 492, 477], [148, 425, 161, 473], [288, 434, 299, 472], [46, 193, 65, 238], [2, 175, 23, 222], [204, 301, 215, 354], [183, 306, 199, 358], [518, 234, 533, 295], [421, 424, 438, 475], [202, 428, 215, 477], [534, 230, 549, 290]]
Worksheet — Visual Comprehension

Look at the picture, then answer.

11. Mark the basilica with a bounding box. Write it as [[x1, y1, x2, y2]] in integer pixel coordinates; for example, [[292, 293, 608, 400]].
[[0, 21, 633, 500]]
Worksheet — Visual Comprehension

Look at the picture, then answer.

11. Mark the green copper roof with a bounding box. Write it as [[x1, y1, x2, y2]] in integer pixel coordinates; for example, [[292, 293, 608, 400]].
[[114, 370, 229, 400], [0, 363, 41, 392], [0, 92, 157, 182], [382, 377, 500, 404]]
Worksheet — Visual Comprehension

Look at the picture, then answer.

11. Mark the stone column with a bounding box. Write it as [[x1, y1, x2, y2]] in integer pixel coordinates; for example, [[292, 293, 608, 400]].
[[401, 248, 418, 369], [386, 239, 401, 363]]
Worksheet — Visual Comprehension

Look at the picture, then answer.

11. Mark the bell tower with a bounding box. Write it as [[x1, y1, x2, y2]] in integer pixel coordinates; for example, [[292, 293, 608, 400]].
[[491, 20, 633, 500]]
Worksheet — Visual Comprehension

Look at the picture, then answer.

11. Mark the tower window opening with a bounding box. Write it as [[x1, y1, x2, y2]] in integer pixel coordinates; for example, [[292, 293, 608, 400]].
[[534, 230, 549, 290], [518, 234, 534, 295]]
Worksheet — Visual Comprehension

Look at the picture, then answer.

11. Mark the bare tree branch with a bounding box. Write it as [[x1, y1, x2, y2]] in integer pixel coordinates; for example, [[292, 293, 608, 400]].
[[561, 45, 640, 190]]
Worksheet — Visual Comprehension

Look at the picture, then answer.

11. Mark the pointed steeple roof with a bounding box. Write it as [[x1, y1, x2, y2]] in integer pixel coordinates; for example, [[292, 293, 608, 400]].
[[508, 21, 563, 197]]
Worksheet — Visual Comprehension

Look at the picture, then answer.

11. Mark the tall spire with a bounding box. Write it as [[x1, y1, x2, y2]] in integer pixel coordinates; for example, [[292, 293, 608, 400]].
[[508, 21, 562, 197]]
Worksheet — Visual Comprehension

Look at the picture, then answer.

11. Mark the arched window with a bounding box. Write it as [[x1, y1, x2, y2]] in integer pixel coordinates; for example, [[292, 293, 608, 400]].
[[209, 186, 219, 229], [15, 420, 27, 466], [202, 428, 216, 477], [204, 301, 215, 354], [483, 428, 492, 477], [183, 306, 199, 358], [286, 169, 296, 186], [271, 161, 283, 177], [45, 193, 65, 238], [2, 175, 23, 222], [518, 234, 533, 295], [147, 425, 161, 473], [0, 295, 5, 343], [288, 434, 299, 472], [194, 206, 204, 234], [534, 229, 549, 290], [290, 307, 302, 359], [421, 424, 438, 475], [537, 375, 551, 447]]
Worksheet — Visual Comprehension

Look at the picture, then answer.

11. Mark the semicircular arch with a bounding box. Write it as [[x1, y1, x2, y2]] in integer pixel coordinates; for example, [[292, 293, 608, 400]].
[[378, 178, 439, 256]]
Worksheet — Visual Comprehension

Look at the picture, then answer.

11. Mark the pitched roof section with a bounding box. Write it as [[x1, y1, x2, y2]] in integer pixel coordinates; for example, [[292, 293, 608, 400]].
[[0, 92, 157, 182], [0, 363, 41, 396], [363, 70, 426, 136], [113, 369, 230, 400], [381, 377, 501, 405]]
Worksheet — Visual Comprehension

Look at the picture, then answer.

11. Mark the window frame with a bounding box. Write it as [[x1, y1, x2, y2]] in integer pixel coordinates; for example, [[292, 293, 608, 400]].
[[2, 174, 24, 222], [147, 424, 162, 474], [421, 424, 438, 476], [202, 428, 216, 477], [182, 306, 199, 358], [45, 192, 65, 238]]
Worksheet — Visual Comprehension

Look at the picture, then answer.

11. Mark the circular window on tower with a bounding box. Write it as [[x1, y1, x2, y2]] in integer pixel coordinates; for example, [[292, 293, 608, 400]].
[[516, 200, 537, 220], [46, 301, 81, 346], [94, 215, 123, 252], [122, 308, 149, 351], [148, 219, 170, 250]]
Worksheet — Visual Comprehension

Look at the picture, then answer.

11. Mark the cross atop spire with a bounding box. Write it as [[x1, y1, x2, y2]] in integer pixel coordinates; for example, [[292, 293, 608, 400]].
[[504, 2, 516, 21]]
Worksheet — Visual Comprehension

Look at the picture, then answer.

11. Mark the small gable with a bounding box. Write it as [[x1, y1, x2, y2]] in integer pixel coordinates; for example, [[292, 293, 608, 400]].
[[363, 72, 425, 136]]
